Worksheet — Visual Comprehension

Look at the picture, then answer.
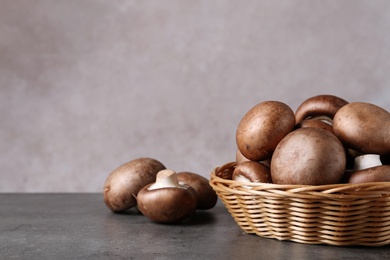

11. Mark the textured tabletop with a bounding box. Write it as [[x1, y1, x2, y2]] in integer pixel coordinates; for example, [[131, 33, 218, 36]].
[[0, 193, 389, 259]]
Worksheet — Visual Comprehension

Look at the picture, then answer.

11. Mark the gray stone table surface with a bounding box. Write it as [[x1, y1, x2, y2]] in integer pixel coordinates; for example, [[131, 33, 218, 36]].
[[0, 193, 389, 259]]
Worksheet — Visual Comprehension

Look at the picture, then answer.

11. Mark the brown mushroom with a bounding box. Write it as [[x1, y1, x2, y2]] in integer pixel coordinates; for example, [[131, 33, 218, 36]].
[[295, 94, 348, 124], [215, 163, 235, 180], [348, 166, 390, 183], [347, 154, 390, 183], [103, 158, 166, 213], [176, 171, 218, 210], [333, 102, 390, 155], [136, 169, 198, 223], [232, 161, 272, 183], [236, 101, 295, 161], [271, 127, 346, 185]]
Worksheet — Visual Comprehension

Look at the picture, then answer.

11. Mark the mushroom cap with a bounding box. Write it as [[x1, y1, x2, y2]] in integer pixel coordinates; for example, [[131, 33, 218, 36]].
[[271, 127, 346, 185], [137, 184, 198, 223], [333, 102, 390, 155], [215, 164, 235, 180], [103, 158, 166, 212], [232, 161, 272, 183], [236, 101, 295, 161], [295, 94, 348, 123], [347, 165, 390, 183], [176, 172, 218, 210]]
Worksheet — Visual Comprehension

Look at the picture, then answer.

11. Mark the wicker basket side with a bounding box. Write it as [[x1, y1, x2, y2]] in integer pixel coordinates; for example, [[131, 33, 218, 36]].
[[209, 162, 390, 246]]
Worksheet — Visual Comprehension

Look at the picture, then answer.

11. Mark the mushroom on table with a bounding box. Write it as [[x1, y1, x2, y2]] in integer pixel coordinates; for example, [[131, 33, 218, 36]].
[[136, 169, 198, 223], [176, 172, 218, 210], [103, 158, 166, 213]]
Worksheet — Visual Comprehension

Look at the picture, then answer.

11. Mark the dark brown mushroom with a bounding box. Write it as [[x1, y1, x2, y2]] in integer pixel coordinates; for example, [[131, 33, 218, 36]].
[[344, 154, 390, 184], [136, 169, 198, 223], [348, 166, 390, 183], [347, 154, 390, 183], [295, 94, 348, 124], [232, 161, 272, 183]]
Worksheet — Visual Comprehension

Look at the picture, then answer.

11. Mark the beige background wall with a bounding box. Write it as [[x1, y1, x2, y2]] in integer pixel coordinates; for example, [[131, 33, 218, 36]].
[[1, 1, 389, 192]]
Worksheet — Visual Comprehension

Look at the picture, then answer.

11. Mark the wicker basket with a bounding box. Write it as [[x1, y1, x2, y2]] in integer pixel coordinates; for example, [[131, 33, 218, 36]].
[[209, 162, 390, 246]]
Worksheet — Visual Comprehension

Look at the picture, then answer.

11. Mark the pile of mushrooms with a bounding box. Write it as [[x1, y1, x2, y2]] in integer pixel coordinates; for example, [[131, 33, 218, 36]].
[[103, 95, 389, 221], [103, 157, 217, 223], [222, 94, 390, 185]]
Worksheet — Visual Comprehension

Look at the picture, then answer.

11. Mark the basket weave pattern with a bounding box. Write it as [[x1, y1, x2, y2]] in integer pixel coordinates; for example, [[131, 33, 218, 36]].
[[210, 162, 390, 246]]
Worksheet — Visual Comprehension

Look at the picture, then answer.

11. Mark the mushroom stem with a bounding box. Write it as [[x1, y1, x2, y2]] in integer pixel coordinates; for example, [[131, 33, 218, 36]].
[[353, 154, 382, 171], [149, 169, 179, 190]]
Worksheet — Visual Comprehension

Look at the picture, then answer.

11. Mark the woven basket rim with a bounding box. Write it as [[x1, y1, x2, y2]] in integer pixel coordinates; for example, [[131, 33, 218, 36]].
[[211, 161, 390, 195]]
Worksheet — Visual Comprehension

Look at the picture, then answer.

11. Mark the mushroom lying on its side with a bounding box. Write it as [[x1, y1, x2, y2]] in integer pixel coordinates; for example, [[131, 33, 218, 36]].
[[347, 154, 390, 183], [232, 161, 272, 183], [294, 95, 348, 134], [103, 158, 166, 213], [294, 94, 349, 124], [137, 169, 198, 223]]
